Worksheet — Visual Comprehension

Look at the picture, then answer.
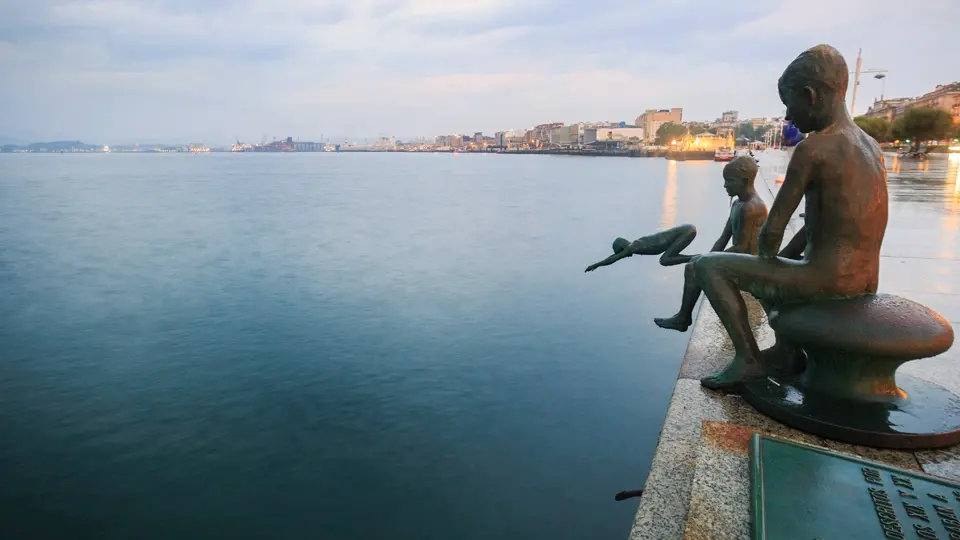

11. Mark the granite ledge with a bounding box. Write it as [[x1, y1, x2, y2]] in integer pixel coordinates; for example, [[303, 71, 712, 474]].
[[628, 300, 950, 540]]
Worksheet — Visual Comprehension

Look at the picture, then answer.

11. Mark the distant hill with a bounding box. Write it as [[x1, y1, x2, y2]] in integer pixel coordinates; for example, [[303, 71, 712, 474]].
[[1, 140, 104, 153], [28, 141, 100, 151], [0, 136, 29, 146]]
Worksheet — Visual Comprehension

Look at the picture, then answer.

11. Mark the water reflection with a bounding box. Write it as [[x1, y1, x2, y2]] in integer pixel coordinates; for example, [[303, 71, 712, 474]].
[[886, 153, 958, 211], [950, 153, 960, 201], [938, 154, 960, 261], [659, 160, 677, 229], [880, 152, 958, 294]]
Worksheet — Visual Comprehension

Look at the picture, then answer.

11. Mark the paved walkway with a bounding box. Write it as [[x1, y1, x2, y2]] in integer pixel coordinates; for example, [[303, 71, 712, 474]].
[[628, 150, 960, 539]]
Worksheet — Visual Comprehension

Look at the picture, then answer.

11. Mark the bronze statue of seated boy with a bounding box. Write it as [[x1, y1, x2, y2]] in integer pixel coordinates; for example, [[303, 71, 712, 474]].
[[586, 156, 768, 333]]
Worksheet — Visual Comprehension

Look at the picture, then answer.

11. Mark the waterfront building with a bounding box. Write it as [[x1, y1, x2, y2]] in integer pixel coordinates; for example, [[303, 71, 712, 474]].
[[721, 110, 739, 125], [495, 131, 521, 147], [532, 122, 564, 145], [293, 141, 323, 152], [715, 110, 739, 139], [582, 126, 644, 145], [863, 98, 913, 123], [188, 143, 210, 153], [435, 135, 463, 148], [496, 129, 529, 148], [373, 137, 396, 148], [637, 108, 682, 142], [549, 124, 582, 145], [908, 82, 960, 125]]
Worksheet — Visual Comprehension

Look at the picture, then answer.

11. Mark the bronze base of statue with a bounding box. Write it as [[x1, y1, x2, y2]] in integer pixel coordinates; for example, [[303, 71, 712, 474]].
[[743, 373, 960, 450], [741, 294, 957, 449]]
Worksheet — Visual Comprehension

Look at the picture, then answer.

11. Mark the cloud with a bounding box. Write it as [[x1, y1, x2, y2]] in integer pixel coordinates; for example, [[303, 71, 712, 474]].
[[0, 0, 956, 144]]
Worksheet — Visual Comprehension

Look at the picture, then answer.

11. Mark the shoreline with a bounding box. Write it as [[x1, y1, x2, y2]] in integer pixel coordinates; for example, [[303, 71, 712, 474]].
[[338, 148, 673, 158], [4, 148, 739, 160]]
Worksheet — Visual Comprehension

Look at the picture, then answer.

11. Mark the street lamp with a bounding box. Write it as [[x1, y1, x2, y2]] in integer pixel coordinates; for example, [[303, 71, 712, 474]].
[[849, 48, 888, 116], [874, 73, 887, 101]]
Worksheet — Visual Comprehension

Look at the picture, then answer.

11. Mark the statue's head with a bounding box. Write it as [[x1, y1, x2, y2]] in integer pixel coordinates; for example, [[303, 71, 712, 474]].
[[778, 44, 849, 133], [612, 237, 630, 254], [722, 156, 758, 197]]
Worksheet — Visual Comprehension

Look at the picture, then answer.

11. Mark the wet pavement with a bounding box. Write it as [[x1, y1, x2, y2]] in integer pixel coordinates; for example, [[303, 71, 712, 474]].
[[881, 153, 960, 324]]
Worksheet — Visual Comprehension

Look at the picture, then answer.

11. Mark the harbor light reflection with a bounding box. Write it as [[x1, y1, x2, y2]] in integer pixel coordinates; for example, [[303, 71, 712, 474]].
[[660, 160, 678, 230]]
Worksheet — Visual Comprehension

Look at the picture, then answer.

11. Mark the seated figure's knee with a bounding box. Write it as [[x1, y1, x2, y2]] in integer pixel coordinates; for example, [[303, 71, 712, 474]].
[[692, 253, 717, 281], [680, 224, 696, 236]]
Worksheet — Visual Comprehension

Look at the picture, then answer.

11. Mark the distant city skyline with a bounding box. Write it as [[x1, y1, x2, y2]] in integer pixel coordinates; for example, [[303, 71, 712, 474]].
[[2, 0, 957, 146]]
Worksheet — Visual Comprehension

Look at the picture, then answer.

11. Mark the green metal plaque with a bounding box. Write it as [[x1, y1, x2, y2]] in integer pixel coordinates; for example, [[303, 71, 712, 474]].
[[751, 434, 960, 540]]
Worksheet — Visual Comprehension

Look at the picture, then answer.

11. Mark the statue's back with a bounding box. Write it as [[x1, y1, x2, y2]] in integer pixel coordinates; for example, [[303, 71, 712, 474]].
[[804, 125, 888, 296]]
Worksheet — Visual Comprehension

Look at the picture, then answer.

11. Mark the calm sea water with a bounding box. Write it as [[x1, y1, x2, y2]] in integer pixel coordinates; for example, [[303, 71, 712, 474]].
[[0, 152, 732, 540]]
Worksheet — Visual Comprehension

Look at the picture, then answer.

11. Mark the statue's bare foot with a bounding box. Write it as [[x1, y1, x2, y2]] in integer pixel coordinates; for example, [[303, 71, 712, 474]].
[[654, 313, 692, 332], [700, 357, 765, 391], [759, 342, 806, 375]]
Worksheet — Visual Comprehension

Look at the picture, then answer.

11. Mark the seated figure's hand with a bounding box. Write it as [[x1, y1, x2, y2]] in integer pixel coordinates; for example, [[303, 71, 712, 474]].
[[585, 263, 600, 273], [758, 226, 781, 259]]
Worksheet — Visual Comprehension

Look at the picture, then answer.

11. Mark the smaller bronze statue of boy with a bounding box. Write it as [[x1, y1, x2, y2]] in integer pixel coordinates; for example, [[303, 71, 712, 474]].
[[586, 156, 768, 332]]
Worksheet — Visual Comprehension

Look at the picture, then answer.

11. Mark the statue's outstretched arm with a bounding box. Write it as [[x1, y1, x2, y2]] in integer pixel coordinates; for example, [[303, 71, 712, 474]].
[[585, 250, 631, 272]]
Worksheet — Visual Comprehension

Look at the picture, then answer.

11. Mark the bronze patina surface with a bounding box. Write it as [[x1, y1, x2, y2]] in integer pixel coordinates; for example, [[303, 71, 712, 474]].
[[692, 44, 956, 449], [586, 156, 767, 333], [743, 295, 958, 449], [694, 44, 891, 390], [655, 157, 767, 333], [751, 434, 960, 539]]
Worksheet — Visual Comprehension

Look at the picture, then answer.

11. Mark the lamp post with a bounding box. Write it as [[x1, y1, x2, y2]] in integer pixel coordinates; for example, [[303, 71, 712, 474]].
[[849, 49, 888, 116], [874, 73, 887, 101]]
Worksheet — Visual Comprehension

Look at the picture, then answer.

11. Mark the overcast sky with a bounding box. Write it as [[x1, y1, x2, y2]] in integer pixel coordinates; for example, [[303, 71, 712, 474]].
[[2, 0, 957, 145]]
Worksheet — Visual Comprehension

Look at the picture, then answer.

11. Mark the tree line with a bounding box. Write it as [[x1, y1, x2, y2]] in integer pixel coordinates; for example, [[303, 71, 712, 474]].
[[854, 108, 958, 151], [654, 109, 959, 151]]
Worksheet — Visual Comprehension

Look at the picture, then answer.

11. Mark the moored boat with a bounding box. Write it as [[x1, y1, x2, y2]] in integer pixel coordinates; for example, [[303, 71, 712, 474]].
[[714, 147, 735, 162]]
